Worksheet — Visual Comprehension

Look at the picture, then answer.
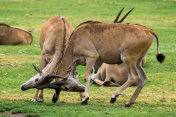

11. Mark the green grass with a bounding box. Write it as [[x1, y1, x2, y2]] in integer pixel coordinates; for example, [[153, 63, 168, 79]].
[[0, 0, 176, 117]]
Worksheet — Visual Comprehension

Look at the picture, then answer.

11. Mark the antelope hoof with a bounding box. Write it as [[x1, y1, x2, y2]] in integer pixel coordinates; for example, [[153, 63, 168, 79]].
[[52, 94, 58, 103], [110, 94, 119, 103], [103, 81, 110, 86], [37, 95, 43, 102], [37, 98, 43, 102], [110, 98, 116, 103], [81, 97, 89, 105], [31, 98, 37, 102], [125, 103, 134, 107]]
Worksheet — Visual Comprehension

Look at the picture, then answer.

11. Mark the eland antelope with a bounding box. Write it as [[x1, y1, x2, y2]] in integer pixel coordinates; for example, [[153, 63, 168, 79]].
[[45, 20, 165, 107], [21, 15, 85, 102], [0, 23, 33, 45]]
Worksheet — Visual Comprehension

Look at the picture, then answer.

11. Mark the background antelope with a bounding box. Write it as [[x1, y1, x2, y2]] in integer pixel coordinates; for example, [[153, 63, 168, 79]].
[[0, 23, 33, 45], [91, 57, 146, 86]]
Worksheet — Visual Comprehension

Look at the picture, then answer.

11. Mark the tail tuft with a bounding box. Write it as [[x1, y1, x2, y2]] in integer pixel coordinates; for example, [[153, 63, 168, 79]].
[[157, 53, 165, 63]]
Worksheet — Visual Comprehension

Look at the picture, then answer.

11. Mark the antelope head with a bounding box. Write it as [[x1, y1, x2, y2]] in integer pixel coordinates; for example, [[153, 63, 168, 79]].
[[21, 65, 85, 92]]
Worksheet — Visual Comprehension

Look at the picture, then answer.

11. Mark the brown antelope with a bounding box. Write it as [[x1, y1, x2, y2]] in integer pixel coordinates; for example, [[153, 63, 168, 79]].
[[91, 57, 146, 86], [0, 23, 33, 45], [21, 15, 85, 102], [41, 19, 165, 107]]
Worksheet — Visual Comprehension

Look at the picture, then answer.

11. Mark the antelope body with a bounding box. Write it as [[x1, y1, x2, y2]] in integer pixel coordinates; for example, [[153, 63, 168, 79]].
[[0, 23, 33, 45], [56, 21, 165, 106], [21, 15, 85, 102], [91, 57, 146, 86]]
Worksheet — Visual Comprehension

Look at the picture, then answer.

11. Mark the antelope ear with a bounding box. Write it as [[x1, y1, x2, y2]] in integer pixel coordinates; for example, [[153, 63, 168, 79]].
[[32, 64, 42, 74], [44, 74, 63, 81]]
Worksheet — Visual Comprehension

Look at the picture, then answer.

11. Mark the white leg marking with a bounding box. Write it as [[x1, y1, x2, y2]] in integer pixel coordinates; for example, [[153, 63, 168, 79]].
[[112, 95, 116, 98], [31, 98, 36, 102]]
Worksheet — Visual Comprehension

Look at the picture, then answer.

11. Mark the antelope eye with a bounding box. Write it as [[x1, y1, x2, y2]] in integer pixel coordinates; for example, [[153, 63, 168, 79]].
[[35, 78, 39, 82]]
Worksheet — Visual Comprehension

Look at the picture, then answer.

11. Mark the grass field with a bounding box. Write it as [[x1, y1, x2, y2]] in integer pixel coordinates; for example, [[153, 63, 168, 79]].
[[0, 0, 176, 117]]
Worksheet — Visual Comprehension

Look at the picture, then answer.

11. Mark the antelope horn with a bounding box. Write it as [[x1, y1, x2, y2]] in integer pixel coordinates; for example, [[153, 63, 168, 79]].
[[44, 74, 63, 81], [54, 81, 67, 86], [32, 64, 42, 74], [37, 83, 60, 90], [113, 7, 125, 23], [117, 8, 134, 23], [38, 82, 66, 89]]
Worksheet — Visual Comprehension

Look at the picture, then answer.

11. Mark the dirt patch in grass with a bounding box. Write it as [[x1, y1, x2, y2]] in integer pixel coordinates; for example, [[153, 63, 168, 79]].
[[0, 111, 25, 117], [0, 55, 40, 64], [6, 97, 22, 101]]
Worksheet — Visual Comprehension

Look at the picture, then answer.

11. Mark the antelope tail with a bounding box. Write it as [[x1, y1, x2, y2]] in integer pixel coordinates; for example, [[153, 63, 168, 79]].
[[152, 33, 166, 63]]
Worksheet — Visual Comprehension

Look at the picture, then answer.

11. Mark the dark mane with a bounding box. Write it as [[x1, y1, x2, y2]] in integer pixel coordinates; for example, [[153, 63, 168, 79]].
[[55, 15, 68, 74], [75, 20, 101, 30], [68, 21, 101, 41], [134, 24, 153, 31], [59, 15, 67, 62], [0, 23, 10, 27]]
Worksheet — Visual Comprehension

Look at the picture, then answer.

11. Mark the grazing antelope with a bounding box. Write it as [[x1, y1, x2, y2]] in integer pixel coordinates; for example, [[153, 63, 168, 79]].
[[21, 15, 85, 102], [91, 57, 146, 87], [0, 23, 33, 45], [42, 19, 165, 107]]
